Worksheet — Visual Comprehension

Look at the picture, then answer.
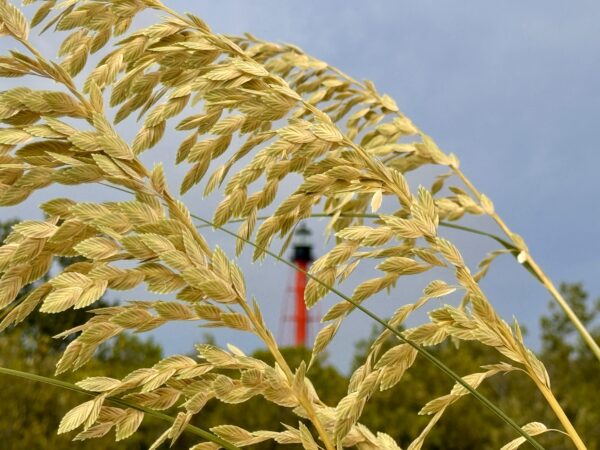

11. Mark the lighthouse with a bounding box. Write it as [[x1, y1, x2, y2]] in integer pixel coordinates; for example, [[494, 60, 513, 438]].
[[290, 223, 314, 347]]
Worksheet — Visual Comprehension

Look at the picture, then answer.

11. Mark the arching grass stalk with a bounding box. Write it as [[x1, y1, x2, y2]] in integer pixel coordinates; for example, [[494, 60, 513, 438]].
[[0, 366, 241, 450], [100, 182, 544, 449]]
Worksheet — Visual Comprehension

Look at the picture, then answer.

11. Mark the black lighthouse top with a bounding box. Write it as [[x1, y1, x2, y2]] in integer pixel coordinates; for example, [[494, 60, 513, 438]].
[[292, 223, 313, 263]]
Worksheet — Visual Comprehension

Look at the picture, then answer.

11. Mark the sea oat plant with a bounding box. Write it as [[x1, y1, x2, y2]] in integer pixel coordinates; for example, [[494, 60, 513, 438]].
[[0, 1, 596, 449]]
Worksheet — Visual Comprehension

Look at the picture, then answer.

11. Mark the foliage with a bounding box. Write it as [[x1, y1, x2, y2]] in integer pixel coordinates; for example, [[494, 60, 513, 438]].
[[0, 1, 597, 449]]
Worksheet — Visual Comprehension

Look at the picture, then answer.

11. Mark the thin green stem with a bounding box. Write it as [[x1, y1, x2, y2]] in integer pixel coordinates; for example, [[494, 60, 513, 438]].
[[194, 211, 541, 281], [0, 366, 241, 450], [98, 182, 543, 449], [196, 212, 514, 246]]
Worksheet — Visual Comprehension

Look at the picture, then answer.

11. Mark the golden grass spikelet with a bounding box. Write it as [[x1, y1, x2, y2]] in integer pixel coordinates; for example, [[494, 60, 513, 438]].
[[0, 0, 29, 40], [58, 395, 105, 435], [500, 423, 550, 450]]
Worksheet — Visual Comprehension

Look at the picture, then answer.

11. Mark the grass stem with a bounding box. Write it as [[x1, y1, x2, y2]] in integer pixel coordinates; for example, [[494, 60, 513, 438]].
[[0, 366, 241, 450]]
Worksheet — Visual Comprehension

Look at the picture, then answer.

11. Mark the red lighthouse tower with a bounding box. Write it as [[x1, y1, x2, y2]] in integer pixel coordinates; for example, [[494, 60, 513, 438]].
[[287, 223, 314, 347]]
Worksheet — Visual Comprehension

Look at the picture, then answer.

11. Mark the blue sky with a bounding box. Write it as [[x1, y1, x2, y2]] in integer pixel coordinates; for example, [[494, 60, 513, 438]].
[[3, 1, 600, 372]]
